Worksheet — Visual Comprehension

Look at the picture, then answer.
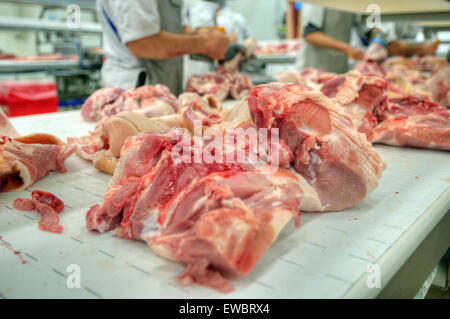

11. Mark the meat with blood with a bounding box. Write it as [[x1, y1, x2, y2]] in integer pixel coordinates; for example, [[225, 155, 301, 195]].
[[81, 85, 178, 122], [248, 82, 386, 211], [13, 190, 65, 233], [186, 73, 231, 101], [320, 70, 388, 136], [369, 95, 450, 150], [81, 87, 124, 122], [186, 71, 254, 101], [426, 64, 450, 106], [85, 129, 308, 291]]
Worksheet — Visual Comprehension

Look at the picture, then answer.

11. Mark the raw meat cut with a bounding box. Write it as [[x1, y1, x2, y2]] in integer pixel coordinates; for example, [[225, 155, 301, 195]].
[[255, 40, 301, 56], [0, 134, 75, 192], [186, 73, 230, 101], [178, 93, 223, 134], [86, 128, 322, 292], [299, 68, 338, 90], [85, 82, 386, 292], [426, 64, 450, 106], [68, 112, 176, 175], [248, 82, 386, 210], [320, 70, 388, 136], [70, 93, 252, 175], [354, 61, 385, 77], [186, 71, 253, 101], [382, 56, 432, 99], [222, 72, 253, 100], [81, 87, 124, 122], [81, 85, 178, 122], [277, 71, 305, 85], [277, 68, 337, 90], [69, 92, 222, 175], [364, 42, 388, 63], [13, 190, 65, 233], [370, 95, 450, 150], [417, 55, 448, 73]]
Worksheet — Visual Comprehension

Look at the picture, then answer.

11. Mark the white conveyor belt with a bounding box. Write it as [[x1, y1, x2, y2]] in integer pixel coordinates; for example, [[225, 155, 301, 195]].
[[0, 110, 449, 298]]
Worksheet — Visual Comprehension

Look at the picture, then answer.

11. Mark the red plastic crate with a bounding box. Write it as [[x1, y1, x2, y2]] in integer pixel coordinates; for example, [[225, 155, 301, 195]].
[[0, 81, 59, 117]]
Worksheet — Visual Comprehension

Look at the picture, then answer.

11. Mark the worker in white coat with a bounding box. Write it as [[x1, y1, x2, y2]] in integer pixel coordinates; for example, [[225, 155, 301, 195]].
[[187, 0, 252, 44], [216, 3, 252, 43], [97, 0, 230, 95]]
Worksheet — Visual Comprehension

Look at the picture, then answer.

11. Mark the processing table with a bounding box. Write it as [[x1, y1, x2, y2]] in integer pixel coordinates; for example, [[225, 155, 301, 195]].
[[0, 110, 449, 298]]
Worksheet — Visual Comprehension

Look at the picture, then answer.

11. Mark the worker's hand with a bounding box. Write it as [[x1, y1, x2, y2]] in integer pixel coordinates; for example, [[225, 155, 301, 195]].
[[417, 40, 439, 56], [345, 46, 365, 60], [201, 31, 231, 61]]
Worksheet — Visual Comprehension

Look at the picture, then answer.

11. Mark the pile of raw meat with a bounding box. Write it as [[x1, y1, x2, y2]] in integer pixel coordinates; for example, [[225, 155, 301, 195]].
[[254, 40, 301, 56], [80, 84, 178, 122], [70, 89, 230, 175], [186, 69, 253, 102], [85, 82, 386, 292], [278, 55, 450, 151], [71, 55, 448, 293]]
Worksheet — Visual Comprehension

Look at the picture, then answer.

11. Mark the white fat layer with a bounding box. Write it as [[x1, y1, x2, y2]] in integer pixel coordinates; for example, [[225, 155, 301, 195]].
[[140, 209, 161, 239]]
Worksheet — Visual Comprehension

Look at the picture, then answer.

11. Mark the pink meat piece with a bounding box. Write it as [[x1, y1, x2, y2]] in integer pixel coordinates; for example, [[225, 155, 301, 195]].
[[31, 189, 64, 213], [300, 67, 338, 90], [221, 71, 253, 100], [0, 137, 76, 192], [248, 82, 386, 211], [369, 95, 450, 150], [417, 55, 448, 73], [86, 128, 316, 292], [81, 87, 124, 122], [354, 61, 385, 77], [81, 85, 178, 122], [321, 70, 388, 136], [186, 73, 231, 101], [13, 190, 65, 234], [426, 64, 450, 106], [104, 85, 178, 118], [364, 42, 388, 62]]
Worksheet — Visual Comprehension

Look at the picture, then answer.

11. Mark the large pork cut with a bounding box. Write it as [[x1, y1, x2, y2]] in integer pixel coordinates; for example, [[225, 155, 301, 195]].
[[277, 68, 337, 91], [320, 70, 388, 136], [426, 64, 450, 106], [186, 71, 253, 101], [81, 85, 178, 122], [69, 93, 231, 175], [86, 129, 315, 292], [186, 73, 231, 101], [81, 87, 124, 122], [370, 95, 450, 150], [220, 71, 253, 100], [248, 82, 386, 210]]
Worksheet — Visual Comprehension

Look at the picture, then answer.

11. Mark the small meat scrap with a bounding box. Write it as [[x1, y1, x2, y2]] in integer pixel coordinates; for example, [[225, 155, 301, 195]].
[[13, 190, 65, 233]]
